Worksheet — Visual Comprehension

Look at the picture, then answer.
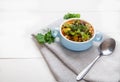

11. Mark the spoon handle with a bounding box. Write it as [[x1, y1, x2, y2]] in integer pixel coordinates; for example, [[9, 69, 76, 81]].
[[76, 55, 100, 81]]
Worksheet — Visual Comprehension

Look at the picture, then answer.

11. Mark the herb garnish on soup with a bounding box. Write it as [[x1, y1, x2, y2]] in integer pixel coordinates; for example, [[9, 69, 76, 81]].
[[61, 19, 94, 42]]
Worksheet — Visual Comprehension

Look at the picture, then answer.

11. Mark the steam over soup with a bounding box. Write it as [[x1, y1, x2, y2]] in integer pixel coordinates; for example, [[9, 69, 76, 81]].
[[61, 19, 94, 42]]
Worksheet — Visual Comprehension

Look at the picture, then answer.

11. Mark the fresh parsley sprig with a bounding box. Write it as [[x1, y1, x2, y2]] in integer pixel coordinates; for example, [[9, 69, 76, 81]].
[[35, 30, 55, 44], [64, 13, 80, 19]]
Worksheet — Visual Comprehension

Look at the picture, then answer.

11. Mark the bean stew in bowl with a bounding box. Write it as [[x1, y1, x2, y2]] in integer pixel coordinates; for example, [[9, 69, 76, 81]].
[[52, 18, 102, 51], [61, 19, 94, 42]]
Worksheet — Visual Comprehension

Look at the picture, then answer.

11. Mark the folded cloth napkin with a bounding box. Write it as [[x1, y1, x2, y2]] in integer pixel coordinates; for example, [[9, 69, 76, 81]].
[[32, 19, 120, 82], [33, 35, 120, 82]]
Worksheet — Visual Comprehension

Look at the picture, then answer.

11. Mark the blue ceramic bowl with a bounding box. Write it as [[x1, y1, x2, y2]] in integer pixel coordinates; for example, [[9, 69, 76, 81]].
[[52, 18, 103, 51]]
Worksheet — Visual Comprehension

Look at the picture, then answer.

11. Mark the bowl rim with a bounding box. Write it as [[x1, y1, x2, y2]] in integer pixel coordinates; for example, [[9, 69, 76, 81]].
[[59, 18, 96, 43]]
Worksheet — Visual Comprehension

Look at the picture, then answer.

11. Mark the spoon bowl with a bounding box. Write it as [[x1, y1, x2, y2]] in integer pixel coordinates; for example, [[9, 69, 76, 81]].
[[76, 38, 116, 81], [99, 38, 116, 56]]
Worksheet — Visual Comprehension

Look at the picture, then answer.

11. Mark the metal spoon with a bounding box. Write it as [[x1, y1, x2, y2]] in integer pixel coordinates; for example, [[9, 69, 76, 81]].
[[76, 38, 116, 81]]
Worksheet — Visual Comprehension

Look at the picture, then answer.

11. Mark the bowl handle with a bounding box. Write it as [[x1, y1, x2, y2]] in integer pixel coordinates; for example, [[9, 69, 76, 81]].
[[94, 32, 103, 42], [51, 27, 60, 38]]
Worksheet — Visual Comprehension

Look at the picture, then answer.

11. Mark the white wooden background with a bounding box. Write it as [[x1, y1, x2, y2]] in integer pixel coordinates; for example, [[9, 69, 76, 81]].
[[0, 0, 120, 82]]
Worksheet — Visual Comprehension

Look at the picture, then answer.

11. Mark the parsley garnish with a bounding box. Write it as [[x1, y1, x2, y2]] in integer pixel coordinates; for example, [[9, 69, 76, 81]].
[[64, 13, 80, 19], [35, 30, 55, 44]]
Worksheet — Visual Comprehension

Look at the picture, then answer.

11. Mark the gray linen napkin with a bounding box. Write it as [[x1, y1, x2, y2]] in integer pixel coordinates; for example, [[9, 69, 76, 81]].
[[33, 35, 120, 82], [32, 19, 120, 82]]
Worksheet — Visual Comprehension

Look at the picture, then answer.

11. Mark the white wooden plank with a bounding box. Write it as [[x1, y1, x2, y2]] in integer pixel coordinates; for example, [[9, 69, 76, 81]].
[[0, 58, 56, 82]]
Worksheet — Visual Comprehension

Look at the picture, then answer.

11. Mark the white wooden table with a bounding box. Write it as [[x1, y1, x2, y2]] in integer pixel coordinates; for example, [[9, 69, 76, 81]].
[[0, 0, 120, 82]]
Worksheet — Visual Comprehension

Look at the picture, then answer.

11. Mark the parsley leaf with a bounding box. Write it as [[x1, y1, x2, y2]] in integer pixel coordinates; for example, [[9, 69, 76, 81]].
[[35, 30, 55, 44], [64, 13, 80, 19], [35, 33, 45, 44], [44, 30, 55, 44]]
